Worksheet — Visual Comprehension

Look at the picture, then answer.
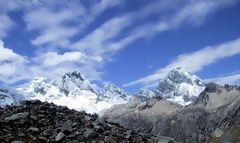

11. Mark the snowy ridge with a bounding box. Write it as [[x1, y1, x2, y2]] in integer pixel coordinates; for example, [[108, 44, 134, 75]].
[[18, 72, 131, 113], [0, 88, 25, 106], [2, 67, 206, 112], [156, 67, 205, 105], [100, 83, 131, 102], [137, 89, 157, 101]]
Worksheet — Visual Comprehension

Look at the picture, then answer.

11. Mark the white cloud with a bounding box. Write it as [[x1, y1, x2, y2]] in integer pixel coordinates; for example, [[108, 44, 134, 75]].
[[91, 0, 122, 15], [0, 0, 41, 38], [34, 51, 103, 67], [0, 0, 239, 86], [0, 41, 24, 62], [0, 0, 124, 84], [71, 0, 177, 60], [72, 17, 131, 56], [72, 0, 238, 62], [24, 6, 83, 47], [101, 0, 121, 9], [124, 38, 240, 87], [0, 40, 103, 84], [170, 0, 237, 27], [0, 40, 29, 84], [112, 0, 238, 53], [28, 60, 103, 82], [205, 73, 240, 85], [23, 0, 123, 48], [34, 52, 86, 67], [0, 15, 14, 38]]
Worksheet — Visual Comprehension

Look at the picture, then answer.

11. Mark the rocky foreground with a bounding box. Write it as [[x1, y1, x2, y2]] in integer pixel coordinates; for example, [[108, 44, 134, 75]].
[[0, 100, 160, 143]]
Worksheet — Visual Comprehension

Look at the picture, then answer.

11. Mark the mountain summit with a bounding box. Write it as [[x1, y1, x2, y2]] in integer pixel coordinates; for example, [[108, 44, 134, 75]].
[[156, 67, 205, 105], [17, 71, 131, 113]]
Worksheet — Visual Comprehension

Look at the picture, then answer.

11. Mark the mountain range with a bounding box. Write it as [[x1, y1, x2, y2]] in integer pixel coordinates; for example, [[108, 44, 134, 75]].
[[1, 67, 240, 142], [15, 71, 131, 113], [103, 83, 240, 142], [1, 67, 205, 113]]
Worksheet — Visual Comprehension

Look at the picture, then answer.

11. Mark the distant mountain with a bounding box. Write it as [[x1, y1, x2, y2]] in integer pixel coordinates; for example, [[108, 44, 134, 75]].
[[100, 83, 132, 103], [102, 95, 182, 133], [2, 68, 240, 142], [156, 67, 205, 105], [18, 71, 132, 113], [136, 89, 158, 101], [0, 88, 25, 106], [192, 83, 240, 110], [1, 67, 206, 113], [103, 83, 240, 143]]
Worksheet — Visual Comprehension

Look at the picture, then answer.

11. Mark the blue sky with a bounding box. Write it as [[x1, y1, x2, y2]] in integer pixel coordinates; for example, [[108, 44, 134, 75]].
[[0, 0, 240, 92]]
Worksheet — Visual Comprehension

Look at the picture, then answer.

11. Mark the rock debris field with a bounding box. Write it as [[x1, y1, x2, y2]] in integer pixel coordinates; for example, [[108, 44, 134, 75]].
[[0, 100, 159, 143]]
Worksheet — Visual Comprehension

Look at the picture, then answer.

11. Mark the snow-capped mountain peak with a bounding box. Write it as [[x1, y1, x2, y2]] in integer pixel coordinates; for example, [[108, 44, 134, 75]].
[[55, 71, 97, 96], [17, 71, 132, 113], [156, 67, 205, 105], [166, 67, 203, 86], [0, 88, 25, 106], [137, 89, 157, 99], [100, 83, 131, 102], [20, 77, 49, 95], [63, 71, 85, 81]]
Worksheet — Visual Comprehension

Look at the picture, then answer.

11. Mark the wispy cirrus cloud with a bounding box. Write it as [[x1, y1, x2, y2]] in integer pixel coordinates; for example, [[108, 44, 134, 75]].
[[205, 73, 240, 85], [24, 2, 87, 48], [72, 0, 238, 61], [34, 51, 103, 67], [124, 38, 240, 87], [23, 0, 123, 48]]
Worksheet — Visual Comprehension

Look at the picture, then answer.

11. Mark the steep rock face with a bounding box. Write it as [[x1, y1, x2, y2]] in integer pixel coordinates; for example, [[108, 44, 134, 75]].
[[152, 107, 218, 143], [56, 71, 98, 95], [0, 100, 159, 143], [192, 83, 240, 110], [156, 67, 205, 105], [18, 72, 132, 114], [208, 94, 240, 142]]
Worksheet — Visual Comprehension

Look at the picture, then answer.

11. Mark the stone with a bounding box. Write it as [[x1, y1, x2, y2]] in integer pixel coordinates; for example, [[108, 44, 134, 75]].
[[212, 128, 224, 138], [11, 141, 24, 143], [28, 127, 40, 132], [18, 133, 25, 137], [84, 115, 91, 121], [55, 132, 65, 142], [30, 116, 37, 121], [4, 112, 29, 121], [38, 136, 48, 141], [0, 100, 159, 142], [61, 120, 73, 135], [83, 128, 94, 139], [104, 136, 116, 143]]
